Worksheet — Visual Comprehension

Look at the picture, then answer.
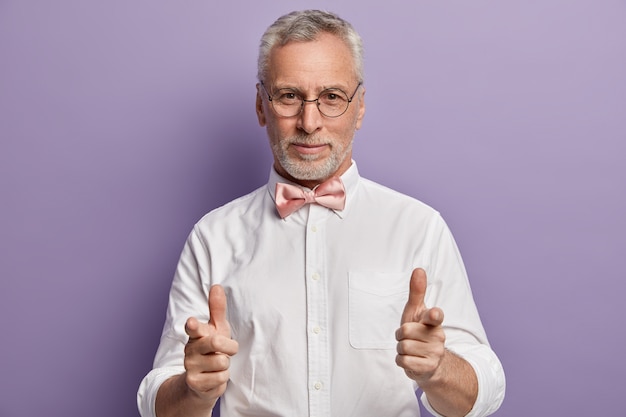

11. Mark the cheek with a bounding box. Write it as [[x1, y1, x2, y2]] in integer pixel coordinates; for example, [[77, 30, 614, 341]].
[[333, 119, 359, 144], [265, 121, 288, 150], [269, 118, 296, 140]]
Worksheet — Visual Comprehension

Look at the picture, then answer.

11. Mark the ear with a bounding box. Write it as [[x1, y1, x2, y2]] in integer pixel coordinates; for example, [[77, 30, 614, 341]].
[[354, 86, 366, 130], [256, 83, 267, 127]]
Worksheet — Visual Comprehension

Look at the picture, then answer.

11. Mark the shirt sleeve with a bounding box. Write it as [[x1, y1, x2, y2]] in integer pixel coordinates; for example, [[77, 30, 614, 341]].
[[419, 214, 506, 416], [137, 228, 212, 417]]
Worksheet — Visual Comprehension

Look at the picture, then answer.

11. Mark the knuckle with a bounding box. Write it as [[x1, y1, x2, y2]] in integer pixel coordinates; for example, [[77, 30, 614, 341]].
[[395, 354, 406, 368], [183, 355, 197, 372], [215, 370, 230, 385], [185, 372, 202, 391], [216, 354, 230, 370]]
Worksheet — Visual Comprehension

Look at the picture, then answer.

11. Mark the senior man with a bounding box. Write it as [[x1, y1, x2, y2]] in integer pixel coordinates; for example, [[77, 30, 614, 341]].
[[138, 9, 505, 417]]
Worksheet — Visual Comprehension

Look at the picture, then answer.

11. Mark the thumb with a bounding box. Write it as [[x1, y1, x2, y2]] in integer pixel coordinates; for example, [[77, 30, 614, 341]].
[[208, 285, 230, 335], [401, 268, 427, 324]]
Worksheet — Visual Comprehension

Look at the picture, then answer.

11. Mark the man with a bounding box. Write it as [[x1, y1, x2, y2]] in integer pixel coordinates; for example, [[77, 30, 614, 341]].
[[138, 10, 505, 417]]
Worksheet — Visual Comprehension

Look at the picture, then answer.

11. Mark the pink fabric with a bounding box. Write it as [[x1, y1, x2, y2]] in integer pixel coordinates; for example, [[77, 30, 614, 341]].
[[275, 177, 346, 218]]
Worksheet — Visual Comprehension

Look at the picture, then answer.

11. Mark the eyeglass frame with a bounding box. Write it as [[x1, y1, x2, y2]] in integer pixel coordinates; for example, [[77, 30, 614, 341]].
[[260, 81, 363, 118]]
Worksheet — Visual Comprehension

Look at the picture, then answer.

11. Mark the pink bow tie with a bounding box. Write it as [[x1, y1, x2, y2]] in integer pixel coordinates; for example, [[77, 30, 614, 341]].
[[275, 177, 346, 219]]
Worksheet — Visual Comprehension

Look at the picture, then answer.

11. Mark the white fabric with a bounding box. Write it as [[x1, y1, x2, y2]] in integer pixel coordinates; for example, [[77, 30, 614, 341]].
[[138, 162, 505, 417]]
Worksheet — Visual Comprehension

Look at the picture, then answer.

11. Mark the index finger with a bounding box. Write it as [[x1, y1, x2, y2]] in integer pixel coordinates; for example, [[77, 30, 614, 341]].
[[185, 316, 208, 340], [185, 318, 238, 356], [419, 307, 444, 327]]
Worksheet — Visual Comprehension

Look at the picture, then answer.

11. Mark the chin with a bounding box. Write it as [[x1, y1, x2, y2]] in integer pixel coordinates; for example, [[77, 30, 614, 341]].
[[286, 162, 338, 183]]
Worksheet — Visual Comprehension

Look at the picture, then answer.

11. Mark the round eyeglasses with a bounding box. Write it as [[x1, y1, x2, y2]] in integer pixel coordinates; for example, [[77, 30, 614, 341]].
[[261, 82, 362, 118]]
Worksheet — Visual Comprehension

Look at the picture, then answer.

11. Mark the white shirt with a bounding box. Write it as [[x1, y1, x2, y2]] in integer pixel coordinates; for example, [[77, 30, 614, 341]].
[[137, 162, 505, 417]]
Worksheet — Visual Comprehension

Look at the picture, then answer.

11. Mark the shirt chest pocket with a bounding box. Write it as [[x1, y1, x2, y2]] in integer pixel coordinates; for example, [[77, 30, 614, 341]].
[[348, 271, 410, 349]]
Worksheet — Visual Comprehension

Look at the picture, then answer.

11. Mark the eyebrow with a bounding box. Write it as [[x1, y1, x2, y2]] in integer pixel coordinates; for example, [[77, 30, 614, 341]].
[[272, 84, 350, 94]]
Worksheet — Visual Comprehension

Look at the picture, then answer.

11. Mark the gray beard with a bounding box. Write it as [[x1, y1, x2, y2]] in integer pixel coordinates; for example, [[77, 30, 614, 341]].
[[272, 136, 353, 182]]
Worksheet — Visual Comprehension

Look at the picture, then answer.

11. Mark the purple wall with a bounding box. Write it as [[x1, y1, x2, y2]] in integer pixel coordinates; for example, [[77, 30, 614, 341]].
[[1, 1, 624, 416]]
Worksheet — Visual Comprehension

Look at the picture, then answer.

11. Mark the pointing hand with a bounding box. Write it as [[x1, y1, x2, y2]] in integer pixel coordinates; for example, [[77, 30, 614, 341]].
[[395, 268, 446, 385], [183, 285, 238, 403]]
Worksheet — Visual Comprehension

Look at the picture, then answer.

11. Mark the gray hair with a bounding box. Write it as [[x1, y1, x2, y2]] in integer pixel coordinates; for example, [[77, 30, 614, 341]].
[[257, 10, 364, 83]]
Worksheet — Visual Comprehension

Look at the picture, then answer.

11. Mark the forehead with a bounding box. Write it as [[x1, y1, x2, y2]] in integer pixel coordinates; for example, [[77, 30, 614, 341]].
[[266, 32, 356, 88]]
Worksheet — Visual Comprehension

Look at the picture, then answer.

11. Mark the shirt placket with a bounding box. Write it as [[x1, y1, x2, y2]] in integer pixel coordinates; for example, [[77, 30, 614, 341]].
[[304, 204, 331, 417]]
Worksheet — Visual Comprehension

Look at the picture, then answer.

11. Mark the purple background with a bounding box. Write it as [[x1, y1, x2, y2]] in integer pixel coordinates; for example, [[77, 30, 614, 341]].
[[1, 1, 624, 416]]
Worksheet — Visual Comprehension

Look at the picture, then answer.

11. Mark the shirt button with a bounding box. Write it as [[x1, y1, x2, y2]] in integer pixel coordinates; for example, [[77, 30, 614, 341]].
[[311, 225, 318, 232], [314, 382, 322, 390], [311, 273, 320, 281], [312, 326, 321, 334]]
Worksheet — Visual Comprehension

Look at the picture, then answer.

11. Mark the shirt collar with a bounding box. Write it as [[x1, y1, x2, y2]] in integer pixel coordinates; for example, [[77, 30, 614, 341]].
[[267, 161, 360, 220]]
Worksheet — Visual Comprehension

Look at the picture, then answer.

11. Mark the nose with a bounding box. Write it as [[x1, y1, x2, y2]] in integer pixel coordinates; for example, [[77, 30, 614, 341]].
[[296, 100, 323, 134]]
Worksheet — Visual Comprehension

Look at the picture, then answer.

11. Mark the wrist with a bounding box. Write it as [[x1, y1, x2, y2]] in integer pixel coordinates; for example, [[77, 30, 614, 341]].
[[413, 348, 452, 388], [183, 374, 220, 409]]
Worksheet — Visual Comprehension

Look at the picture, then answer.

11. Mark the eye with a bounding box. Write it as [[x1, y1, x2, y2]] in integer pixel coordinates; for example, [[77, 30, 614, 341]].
[[319, 90, 347, 105], [275, 90, 301, 105]]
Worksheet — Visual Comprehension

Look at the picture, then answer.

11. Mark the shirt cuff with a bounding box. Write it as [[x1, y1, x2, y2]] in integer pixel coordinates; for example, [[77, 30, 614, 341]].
[[137, 366, 185, 417]]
